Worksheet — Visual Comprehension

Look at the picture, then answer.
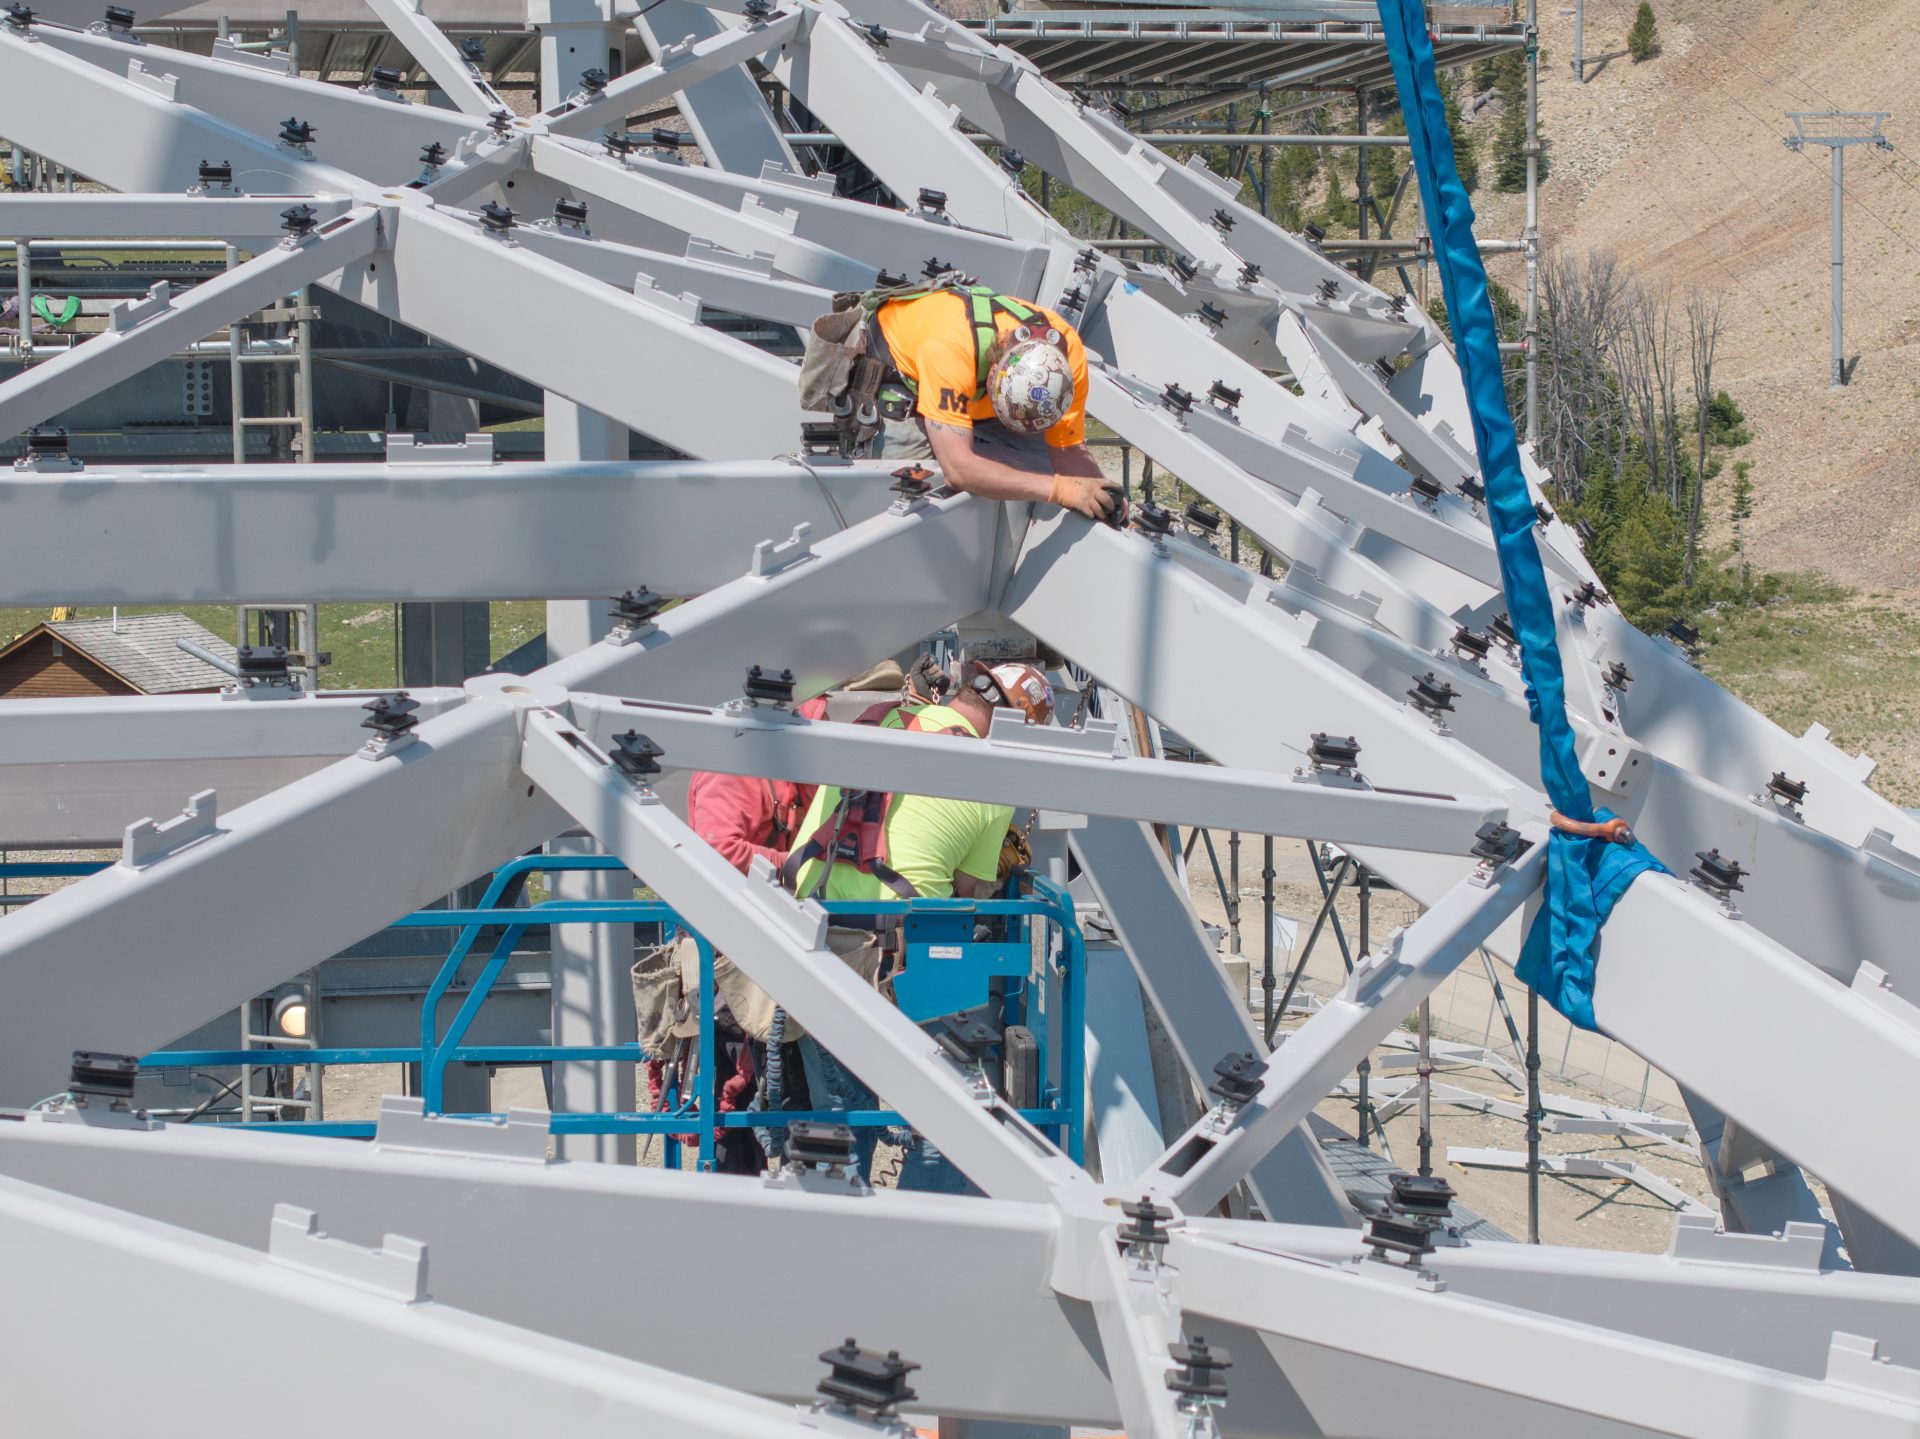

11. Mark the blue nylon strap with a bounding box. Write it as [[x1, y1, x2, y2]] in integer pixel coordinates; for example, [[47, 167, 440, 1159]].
[[1376, 2, 1665, 1031]]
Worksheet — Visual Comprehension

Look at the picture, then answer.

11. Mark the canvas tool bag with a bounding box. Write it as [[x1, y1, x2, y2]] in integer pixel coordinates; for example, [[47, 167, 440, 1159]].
[[632, 929, 887, 1048]]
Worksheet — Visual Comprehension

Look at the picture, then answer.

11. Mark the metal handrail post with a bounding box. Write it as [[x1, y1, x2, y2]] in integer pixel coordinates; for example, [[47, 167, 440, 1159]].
[[424, 923, 528, 1113]]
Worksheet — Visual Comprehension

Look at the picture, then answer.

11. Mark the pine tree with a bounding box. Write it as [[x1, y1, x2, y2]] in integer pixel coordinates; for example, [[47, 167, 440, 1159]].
[[1490, 53, 1530, 192], [1627, 2, 1659, 62], [1441, 71, 1480, 191]]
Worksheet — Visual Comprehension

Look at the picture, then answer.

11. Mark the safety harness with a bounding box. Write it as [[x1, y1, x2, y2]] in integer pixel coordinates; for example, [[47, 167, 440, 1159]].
[[778, 701, 969, 902], [803, 275, 1042, 454]]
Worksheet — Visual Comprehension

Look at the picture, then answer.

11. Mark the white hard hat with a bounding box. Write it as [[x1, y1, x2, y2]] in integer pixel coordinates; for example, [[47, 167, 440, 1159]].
[[986, 327, 1074, 435]]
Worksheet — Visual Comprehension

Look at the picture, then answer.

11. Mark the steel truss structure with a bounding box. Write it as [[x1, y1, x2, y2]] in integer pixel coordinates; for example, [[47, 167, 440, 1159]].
[[2, 0, 1920, 1433]]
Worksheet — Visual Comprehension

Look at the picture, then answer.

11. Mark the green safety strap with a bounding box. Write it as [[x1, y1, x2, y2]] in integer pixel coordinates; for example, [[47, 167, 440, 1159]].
[[31, 294, 79, 327], [878, 284, 1037, 402]]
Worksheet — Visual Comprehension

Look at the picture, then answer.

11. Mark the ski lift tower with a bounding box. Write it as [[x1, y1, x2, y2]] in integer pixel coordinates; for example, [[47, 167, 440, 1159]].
[[1784, 110, 1892, 389]]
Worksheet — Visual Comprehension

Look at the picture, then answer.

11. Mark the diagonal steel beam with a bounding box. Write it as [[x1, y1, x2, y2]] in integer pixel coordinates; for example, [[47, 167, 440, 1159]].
[[362, 0, 512, 119], [24, 18, 486, 179], [0, 496, 1001, 1105], [0, 209, 382, 442], [521, 703, 1087, 1203], [1140, 834, 1546, 1214], [632, 0, 800, 175], [0, 25, 372, 197], [325, 201, 804, 458], [539, 10, 803, 139], [528, 134, 875, 291]]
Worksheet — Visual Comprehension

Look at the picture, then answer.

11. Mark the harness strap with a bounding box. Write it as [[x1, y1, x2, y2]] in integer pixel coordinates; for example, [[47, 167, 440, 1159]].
[[874, 285, 1039, 404]]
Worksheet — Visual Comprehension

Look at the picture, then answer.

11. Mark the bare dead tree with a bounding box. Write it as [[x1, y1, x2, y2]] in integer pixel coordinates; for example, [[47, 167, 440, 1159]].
[[1684, 288, 1725, 588], [1535, 248, 1634, 501]]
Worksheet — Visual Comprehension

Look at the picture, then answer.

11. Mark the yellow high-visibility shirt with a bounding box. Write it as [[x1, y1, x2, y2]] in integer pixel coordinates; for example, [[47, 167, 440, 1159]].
[[787, 703, 1015, 903]]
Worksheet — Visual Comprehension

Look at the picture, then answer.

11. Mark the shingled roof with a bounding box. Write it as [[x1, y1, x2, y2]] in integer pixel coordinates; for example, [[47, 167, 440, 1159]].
[[39, 613, 238, 694]]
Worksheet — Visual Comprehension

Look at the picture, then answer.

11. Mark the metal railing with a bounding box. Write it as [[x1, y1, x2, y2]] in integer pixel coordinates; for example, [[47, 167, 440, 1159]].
[[131, 854, 1086, 1168]]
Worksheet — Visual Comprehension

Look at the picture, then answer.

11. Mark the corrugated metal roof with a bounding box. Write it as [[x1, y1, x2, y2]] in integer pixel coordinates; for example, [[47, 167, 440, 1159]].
[[46, 613, 236, 694], [965, 10, 1522, 91]]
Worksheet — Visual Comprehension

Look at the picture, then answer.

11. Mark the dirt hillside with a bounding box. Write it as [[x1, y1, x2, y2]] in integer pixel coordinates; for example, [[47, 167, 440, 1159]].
[[1471, 0, 1920, 600]]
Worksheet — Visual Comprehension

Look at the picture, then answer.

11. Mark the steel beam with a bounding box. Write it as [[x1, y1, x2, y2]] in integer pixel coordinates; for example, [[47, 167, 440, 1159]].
[[569, 695, 1505, 853], [0, 458, 898, 605], [0, 1170, 817, 1437], [520, 703, 1087, 1203], [529, 135, 876, 291], [25, 18, 486, 177], [630, 0, 800, 175], [540, 10, 803, 139], [1141, 836, 1546, 1214], [0, 209, 381, 441], [505, 223, 832, 328], [0, 193, 355, 245], [1070, 816, 1356, 1228], [0, 688, 466, 847], [1173, 1232, 1920, 1438], [361, 0, 512, 118], [334, 201, 805, 458], [0, 1114, 1118, 1422]]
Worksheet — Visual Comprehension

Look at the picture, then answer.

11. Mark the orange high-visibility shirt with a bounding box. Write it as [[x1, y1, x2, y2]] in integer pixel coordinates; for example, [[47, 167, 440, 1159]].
[[874, 291, 1090, 448]]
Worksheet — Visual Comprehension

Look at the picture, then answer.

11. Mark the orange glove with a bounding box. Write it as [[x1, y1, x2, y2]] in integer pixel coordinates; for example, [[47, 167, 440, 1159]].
[[1048, 473, 1124, 521]]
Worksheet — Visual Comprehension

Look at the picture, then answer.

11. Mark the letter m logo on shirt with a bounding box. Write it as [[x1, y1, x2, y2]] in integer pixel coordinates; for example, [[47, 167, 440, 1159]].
[[938, 387, 965, 414]]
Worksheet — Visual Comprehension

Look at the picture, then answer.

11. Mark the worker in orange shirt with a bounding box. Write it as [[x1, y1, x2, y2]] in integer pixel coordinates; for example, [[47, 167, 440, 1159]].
[[803, 279, 1123, 522]]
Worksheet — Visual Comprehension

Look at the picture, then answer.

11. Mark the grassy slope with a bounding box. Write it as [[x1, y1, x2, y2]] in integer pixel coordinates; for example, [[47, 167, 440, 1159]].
[[1699, 594, 1920, 808]]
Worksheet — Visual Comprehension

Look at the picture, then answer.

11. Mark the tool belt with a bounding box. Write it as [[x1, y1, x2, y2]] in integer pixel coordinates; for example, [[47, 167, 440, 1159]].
[[797, 276, 1039, 455]]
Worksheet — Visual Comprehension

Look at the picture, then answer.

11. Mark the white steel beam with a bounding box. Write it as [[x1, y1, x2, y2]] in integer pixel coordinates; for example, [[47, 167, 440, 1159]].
[[0, 459, 898, 606], [1002, 510, 1920, 1247], [630, 156, 1051, 298], [505, 223, 832, 328], [0, 1172, 818, 1438], [539, 10, 804, 139], [770, 15, 1052, 246], [333, 201, 805, 459], [529, 135, 876, 291], [0, 688, 467, 848], [0, 23, 418, 196], [0, 194, 355, 245], [569, 696, 1505, 852], [630, 0, 801, 175], [25, 18, 487, 176], [1173, 1232, 1920, 1438], [0, 210, 381, 441], [0, 1115, 1117, 1422], [0, 497, 1002, 1104], [1142, 835, 1547, 1214], [520, 704, 1087, 1204], [361, 0, 512, 118], [1071, 816, 1357, 1227]]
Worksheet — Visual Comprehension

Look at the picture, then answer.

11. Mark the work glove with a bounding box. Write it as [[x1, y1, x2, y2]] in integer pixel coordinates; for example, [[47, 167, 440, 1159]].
[[1048, 473, 1126, 522]]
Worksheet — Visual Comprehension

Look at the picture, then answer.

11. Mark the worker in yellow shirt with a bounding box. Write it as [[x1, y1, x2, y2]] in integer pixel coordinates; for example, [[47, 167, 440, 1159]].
[[802, 279, 1122, 522], [781, 659, 1056, 1192]]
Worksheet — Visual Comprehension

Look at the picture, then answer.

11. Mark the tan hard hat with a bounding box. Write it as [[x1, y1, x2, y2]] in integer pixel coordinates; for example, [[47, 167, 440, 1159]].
[[972, 660, 1055, 725]]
